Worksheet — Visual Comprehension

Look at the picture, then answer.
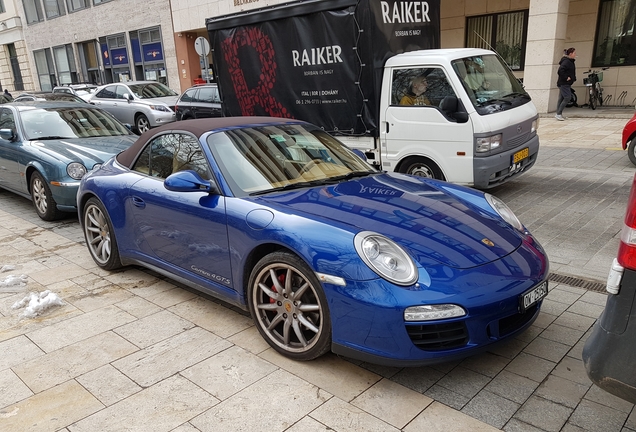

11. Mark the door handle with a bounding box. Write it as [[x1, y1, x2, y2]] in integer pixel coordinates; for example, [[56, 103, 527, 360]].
[[132, 196, 146, 208]]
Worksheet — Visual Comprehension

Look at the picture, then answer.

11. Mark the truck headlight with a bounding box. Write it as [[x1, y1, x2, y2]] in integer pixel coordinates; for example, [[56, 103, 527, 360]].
[[531, 119, 538, 133], [475, 134, 502, 153], [354, 231, 418, 286]]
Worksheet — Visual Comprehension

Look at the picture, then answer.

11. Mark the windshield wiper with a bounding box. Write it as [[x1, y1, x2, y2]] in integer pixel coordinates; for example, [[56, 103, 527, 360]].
[[328, 171, 378, 182], [250, 180, 326, 196], [502, 92, 530, 99], [33, 136, 73, 140]]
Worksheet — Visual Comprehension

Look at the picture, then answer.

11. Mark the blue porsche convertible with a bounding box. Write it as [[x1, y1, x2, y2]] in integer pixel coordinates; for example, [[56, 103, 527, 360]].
[[77, 117, 549, 366]]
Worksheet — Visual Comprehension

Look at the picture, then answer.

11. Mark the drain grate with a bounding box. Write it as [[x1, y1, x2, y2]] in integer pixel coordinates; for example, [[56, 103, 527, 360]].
[[548, 272, 607, 293]]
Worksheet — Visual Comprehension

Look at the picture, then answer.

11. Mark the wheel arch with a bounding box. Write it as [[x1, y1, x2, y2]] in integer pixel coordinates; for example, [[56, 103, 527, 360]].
[[240, 243, 294, 300], [395, 155, 446, 180]]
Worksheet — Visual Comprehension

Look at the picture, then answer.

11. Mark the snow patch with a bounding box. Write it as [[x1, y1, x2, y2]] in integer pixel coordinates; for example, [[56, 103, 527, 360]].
[[12, 290, 64, 318], [0, 274, 28, 292]]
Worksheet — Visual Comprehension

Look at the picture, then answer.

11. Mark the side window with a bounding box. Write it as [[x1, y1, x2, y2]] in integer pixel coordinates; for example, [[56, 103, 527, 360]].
[[181, 88, 197, 103], [212, 88, 221, 103], [115, 85, 130, 100], [132, 133, 211, 180], [0, 108, 15, 131], [197, 87, 215, 103], [391, 67, 456, 107], [96, 85, 117, 99]]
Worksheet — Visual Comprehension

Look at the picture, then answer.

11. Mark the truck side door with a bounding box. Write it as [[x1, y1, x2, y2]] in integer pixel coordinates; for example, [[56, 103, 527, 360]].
[[383, 67, 474, 185]]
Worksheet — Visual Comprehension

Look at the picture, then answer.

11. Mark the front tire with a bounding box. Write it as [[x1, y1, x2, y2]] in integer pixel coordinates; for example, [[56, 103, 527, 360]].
[[248, 252, 331, 361], [628, 140, 636, 167], [399, 157, 445, 180], [135, 114, 150, 134], [589, 89, 597, 110], [83, 197, 122, 270], [30, 171, 64, 221]]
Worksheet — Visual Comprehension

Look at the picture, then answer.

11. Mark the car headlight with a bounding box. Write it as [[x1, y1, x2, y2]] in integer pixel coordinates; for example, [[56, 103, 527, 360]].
[[149, 104, 171, 112], [67, 162, 87, 180], [476, 134, 502, 153], [485, 193, 524, 231], [354, 231, 418, 286], [404, 304, 466, 321]]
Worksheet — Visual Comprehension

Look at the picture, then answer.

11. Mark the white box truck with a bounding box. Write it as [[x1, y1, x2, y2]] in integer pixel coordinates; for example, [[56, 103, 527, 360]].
[[207, 0, 539, 188]]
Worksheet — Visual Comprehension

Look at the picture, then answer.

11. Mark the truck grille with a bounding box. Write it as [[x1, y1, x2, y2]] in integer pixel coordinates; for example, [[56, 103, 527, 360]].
[[507, 132, 531, 149], [406, 321, 468, 351]]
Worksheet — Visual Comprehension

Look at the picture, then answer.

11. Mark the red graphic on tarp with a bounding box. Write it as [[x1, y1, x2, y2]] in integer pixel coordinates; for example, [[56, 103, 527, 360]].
[[221, 28, 293, 118]]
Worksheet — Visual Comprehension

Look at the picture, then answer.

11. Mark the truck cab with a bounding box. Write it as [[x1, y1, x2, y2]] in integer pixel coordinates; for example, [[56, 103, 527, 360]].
[[365, 49, 539, 189]]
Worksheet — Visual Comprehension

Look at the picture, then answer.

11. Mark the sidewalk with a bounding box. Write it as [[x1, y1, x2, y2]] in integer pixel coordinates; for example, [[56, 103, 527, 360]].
[[1, 108, 635, 432]]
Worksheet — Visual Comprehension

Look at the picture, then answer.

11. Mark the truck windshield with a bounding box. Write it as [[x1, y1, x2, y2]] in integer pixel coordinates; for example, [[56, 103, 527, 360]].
[[452, 55, 530, 115]]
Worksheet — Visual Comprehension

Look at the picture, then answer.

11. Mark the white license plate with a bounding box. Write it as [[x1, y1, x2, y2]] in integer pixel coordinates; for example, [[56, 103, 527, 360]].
[[520, 281, 548, 312]]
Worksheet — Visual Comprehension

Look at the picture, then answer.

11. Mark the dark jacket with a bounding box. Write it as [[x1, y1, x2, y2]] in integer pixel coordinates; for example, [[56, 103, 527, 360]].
[[557, 56, 576, 86]]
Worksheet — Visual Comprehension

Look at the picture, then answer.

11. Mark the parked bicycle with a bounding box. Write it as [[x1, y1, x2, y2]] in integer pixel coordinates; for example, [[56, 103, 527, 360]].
[[583, 67, 609, 110]]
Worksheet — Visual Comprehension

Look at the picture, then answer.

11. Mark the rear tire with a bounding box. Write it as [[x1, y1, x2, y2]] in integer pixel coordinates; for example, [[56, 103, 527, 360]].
[[83, 197, 122, 270], [399, 157, 445, 180]]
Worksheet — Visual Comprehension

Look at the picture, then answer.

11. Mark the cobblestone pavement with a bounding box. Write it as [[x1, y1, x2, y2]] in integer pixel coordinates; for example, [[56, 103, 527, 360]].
[[1, 110, 635, 431]]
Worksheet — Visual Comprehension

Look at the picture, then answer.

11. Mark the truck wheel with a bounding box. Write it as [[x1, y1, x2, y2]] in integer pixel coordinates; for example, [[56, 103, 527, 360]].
[[628, 140, 636, 167], [400, 157, 445, 180]]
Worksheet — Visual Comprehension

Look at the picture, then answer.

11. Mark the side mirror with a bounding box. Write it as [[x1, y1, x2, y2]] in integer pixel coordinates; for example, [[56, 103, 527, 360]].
[[439, 96, 470, 124], [123, 93, 131, 102], [0, 128, 16, 141], [164, 170, 219, 195]]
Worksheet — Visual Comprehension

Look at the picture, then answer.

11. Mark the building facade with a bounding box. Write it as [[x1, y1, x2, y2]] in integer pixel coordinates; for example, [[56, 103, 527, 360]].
[[7, 0, 636, 114]]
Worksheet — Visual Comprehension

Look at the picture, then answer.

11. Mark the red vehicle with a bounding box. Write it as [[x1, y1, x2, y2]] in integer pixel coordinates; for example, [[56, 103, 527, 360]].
[[623, 112, 636, 165], [583, 172, 636, 403]]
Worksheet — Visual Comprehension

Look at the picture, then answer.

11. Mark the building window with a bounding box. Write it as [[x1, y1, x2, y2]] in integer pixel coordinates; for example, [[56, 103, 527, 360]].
[[43, 0, 65, 18], [53, 44, 78, 85], [34, 48, 56, 90], [66, 0, 87, 12], [0, 1, 5, 13], [594, 0, 635, 66], [8, 44, 24, 91], [466, 10, 528, 71], [24, 0, 45, 24], [93, 0, 112, 4]]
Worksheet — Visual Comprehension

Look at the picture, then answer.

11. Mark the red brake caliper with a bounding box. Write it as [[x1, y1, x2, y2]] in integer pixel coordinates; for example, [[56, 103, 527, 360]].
[[270, 273, 285, 303]]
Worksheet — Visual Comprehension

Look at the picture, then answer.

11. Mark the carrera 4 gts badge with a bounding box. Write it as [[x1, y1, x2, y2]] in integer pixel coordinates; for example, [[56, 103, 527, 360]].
[[481, 238, 495, 247]]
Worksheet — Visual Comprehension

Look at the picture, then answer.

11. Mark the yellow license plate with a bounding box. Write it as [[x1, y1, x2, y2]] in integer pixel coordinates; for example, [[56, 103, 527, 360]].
[[512, 148, 529, 164]]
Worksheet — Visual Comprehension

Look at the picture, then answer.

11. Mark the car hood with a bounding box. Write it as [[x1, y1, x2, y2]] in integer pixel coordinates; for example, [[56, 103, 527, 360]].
[[256, 173, 523, 270], [28, 135, 137, 167], [137, 95, 179, 106]]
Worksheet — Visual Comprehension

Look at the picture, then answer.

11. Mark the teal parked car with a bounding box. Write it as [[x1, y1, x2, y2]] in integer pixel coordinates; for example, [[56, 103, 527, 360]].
[[0, 101, 137, 220]]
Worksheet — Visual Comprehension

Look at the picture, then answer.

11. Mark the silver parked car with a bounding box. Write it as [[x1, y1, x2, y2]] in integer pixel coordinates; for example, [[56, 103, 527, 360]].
[[88, 81, 178, 134]]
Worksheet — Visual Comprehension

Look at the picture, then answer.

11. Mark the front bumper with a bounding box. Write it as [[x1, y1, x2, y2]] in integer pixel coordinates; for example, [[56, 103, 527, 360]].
[[473, 134, 540, 189], [149, 111, 177, 127], [327, 238, 549, 366], [50, 182, 81, 213]]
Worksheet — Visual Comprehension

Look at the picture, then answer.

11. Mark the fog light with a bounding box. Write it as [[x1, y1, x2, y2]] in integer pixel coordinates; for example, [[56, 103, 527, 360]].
[[404, 304, 466, 322]]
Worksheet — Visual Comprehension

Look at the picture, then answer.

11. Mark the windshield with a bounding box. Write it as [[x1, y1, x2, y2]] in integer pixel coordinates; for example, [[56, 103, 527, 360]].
[[22, 107, 132, 140], [128, 83, 178, 99], [452, 55, 531, 115], [207, 123, 377, 196]]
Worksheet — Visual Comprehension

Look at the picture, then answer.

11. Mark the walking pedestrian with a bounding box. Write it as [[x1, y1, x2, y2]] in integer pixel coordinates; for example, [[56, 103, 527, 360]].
[[3, 89, 12, 101], [555, 47, 576, 121]]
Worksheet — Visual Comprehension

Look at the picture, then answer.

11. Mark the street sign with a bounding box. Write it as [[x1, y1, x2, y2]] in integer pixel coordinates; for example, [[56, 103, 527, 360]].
[[194, 37, 210, 56]]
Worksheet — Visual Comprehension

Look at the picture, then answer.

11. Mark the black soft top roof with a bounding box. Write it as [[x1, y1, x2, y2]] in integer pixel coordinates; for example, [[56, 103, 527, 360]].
[[116, 116, 305, 168]]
